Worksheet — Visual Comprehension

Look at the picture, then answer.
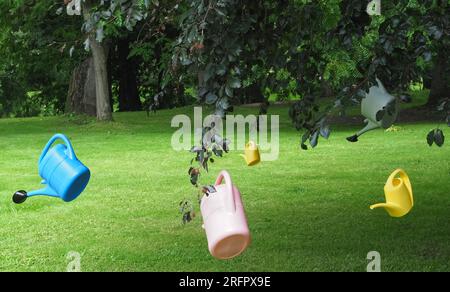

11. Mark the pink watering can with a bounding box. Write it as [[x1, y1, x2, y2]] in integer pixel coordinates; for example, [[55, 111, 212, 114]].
[[200, 170, 251, 260]]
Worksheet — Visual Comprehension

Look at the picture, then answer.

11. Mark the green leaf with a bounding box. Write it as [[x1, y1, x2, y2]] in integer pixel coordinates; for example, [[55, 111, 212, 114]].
[[198, 88, 208, 98], [320, 125, 331, 139], [182, 212, 193, 224], [190, 172, 199, 186], [190, 146, 202, 153], [203, 64, 215, 82], [434, 129, 445, 147], [300, 133, 309, 150], [202, 185, 217, 195], [222, 139, 231, 153], [225, 85, 233, 97], [423, 51, 432, 62], [310, 131, 319, 148], [427, 130, 435, 146], [227, 77, 241, 89], [205, 93, 218, 105], [96, 27, 105, 43], [216, 64, 227, 76], [217, 98, 229, 111], [212, 148, 223, 157], [83, 38, 90, 52], [69, 46, 75, 58], [215, 8, 226, 17]]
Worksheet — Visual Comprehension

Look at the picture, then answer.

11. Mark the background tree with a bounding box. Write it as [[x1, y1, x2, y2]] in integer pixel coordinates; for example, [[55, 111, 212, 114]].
[[0, 0, 82, 117], [173, 0, 448, 148], [0, 0, 448, 141], [127, 0, 186, 111]]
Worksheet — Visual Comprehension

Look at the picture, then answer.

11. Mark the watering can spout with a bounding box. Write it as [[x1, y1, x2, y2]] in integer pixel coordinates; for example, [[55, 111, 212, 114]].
[[357, 120, 380, 137], [27, 186, 59, 198], [347, 120, 379, 142], [370, 202, 397, 211], [240, 154, 254, 166], [370, 202, 405, 218], [370, 202, 404, 217]]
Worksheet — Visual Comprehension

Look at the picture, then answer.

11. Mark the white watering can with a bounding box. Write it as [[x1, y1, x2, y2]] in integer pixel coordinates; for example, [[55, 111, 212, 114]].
[[200, 170, 251, 260], [347, 78, 399, 142]]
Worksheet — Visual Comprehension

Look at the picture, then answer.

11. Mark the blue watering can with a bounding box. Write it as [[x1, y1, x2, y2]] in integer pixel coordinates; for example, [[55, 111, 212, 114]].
[[13, 134, 90, 204]]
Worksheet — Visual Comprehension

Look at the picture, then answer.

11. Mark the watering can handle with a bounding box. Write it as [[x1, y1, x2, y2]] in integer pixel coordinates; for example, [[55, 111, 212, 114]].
[[247, 141, 256, 148], [389, 169, 413, 205], [214, 170, 236, 213], [376, 78, 387, 93], [39, 134, 77, 163]]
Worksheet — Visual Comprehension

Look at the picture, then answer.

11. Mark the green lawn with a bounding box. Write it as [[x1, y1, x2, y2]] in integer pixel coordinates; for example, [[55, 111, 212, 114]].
[[0, 105, 449, 272]]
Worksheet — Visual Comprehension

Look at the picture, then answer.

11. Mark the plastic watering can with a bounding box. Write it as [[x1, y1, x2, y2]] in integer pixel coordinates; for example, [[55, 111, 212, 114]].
[[370, 169, 414, 218], [13, 134, 90, 204], [347, 79, 398, 142], [200, 170, 251, 260], [240, 141, 260, 166]]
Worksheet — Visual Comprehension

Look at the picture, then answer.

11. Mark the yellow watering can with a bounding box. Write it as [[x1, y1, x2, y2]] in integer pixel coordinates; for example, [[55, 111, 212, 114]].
[[370, 169, 414, 218], [240, 141, 260, 166]]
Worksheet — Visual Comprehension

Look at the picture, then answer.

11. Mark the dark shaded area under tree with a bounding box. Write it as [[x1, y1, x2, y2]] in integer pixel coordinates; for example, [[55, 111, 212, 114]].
[[116, 37, 142, 112], [427, 49, 450, 107]]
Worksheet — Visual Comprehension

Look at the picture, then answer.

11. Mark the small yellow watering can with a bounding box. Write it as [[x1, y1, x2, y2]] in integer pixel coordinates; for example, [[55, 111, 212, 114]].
[[240, 141, 260, 166], [370, 169, 414, 218]]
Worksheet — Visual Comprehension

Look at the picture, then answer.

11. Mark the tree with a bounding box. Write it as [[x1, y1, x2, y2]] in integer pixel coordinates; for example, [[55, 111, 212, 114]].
[[427, 47, 450, 107], [116, 35, 141, 111], [65, 57, 97, 116], [127, 0, 187, 111], [173, 0, 449, 149], [0, 0, 82, 117], [62, 0, 149, 120], [80, 0, 112, 120]]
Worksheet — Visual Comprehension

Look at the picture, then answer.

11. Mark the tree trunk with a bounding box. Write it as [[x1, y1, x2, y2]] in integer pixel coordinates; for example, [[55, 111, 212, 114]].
[[320, 80, 334, 99], [65, 57, 97, 116], [154, 41, 172, 109], [427, 49, 450, 107], [108, 51, 114, 110], [82, 1, 113, 121], [243, 82, 265, 104], [90, 36, 113, 121], [118, 37, 141, 111]]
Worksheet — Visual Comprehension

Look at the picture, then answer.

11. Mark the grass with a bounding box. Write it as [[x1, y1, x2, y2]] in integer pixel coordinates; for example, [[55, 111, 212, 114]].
[[0, 103, 449, 272]]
